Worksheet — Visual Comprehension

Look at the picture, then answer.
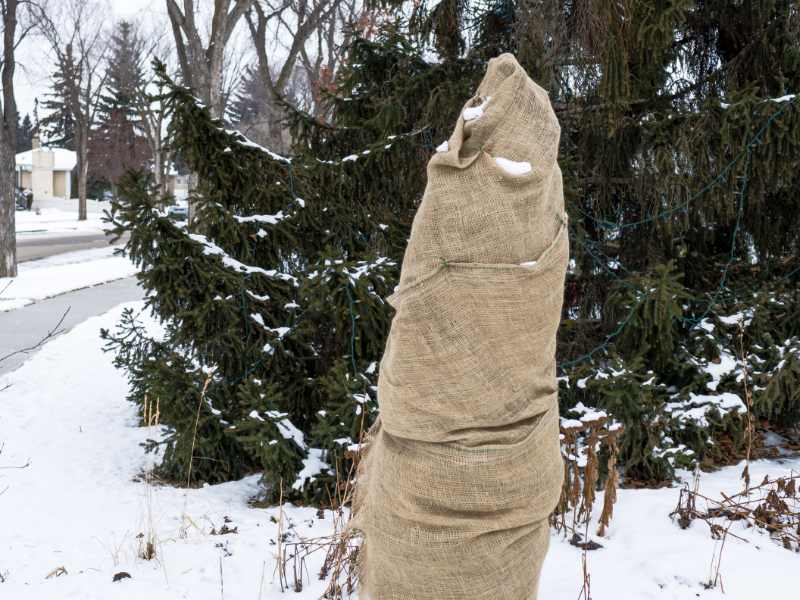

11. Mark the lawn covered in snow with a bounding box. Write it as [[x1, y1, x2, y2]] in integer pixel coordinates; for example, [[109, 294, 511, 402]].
[[0, 302, 797, 599], [15, 207, 109, 236], [0, 246, 137, 311]]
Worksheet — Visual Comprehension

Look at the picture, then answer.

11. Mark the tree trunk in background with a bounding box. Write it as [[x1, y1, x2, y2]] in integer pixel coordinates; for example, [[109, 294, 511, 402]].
[[165, 0, 253, 227], [77, 131, 88, 220], [0, 148, 15, 278], [0, 0, 19, 278]]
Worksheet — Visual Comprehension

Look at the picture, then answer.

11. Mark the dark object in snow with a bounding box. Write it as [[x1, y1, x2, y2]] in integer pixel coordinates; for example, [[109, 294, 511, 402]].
[[113, 571, 131, 582], [569, 532, 604, 551]]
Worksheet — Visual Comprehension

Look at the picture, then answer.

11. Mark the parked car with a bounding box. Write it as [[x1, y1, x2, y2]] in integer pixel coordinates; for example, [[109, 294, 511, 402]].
[[15, 188, 31, 210], [166, 202, 188, 221]]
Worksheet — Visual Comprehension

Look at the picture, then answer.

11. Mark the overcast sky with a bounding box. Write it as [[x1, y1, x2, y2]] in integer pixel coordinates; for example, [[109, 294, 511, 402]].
[[14, 0, 167, 119]]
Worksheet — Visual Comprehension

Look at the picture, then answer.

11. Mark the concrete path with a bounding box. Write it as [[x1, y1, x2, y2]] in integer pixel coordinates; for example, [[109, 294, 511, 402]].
[[0, 277, 142, 377], [16, 232, 125, 262]]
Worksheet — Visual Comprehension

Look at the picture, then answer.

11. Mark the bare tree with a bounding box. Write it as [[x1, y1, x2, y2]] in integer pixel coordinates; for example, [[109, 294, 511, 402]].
[[136, 78, 170, 201], [240, 0, 369, 151], [165, 0, 252, 119], [131, 31, 173, 201], [39, 0, 109, 221], [298, 0, 364, 118], [0, 0, 39, 278]]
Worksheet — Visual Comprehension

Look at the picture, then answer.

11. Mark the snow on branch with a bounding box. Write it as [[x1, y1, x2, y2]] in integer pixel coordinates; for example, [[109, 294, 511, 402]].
[[187, 233, 298, 285]]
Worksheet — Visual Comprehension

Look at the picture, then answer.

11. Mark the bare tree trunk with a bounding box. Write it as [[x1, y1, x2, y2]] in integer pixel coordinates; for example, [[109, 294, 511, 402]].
[[165, 0, 252, 118], [0, 152, 15, 278], [77, 131, 88, 220], [38, 2, 108, 222], [165, 0, 253, 225], [0, 0, 19, 278]]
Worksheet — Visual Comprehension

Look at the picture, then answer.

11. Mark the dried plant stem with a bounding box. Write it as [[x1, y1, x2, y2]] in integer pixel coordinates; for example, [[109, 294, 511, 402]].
[[187, 375, 213, 488]]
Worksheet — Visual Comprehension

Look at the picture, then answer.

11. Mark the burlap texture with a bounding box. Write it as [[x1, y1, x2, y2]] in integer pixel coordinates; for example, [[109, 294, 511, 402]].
[[348, 53, 568, 599]]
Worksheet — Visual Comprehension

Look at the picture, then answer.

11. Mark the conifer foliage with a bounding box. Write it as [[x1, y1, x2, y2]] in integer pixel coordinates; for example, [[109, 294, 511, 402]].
[[89, 21, 150, 193], [106, 1, 800, 500]]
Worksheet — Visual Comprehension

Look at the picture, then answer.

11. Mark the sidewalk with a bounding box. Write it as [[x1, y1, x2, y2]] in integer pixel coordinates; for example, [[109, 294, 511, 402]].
[[0, 277, 142, 376], [1, 246, 137, 312]]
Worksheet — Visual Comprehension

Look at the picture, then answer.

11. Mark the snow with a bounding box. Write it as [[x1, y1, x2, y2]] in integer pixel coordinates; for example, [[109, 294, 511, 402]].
[[0, 302, 337, 599], [718, 310, 753, 327], [665, 392, 746, 427], [16, 208, 109, 236], [187, 233, 298, 285], [234, 211, 286, 225], [1, 303, 798, 598], [435, 140, 449, 152], [16, 147, 77, 171], [703, 350, 738, 391], [224, 128, 290, 163], [291, 449, 330, 491], [463, 95, 491, 121], [0, 246, 136, 312], [263, 410, 307, 449], [494, 156, 532, 175]]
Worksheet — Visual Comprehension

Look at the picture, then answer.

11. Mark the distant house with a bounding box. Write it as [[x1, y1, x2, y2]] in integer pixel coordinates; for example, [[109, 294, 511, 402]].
[[165, 164, 192, 200], [15, 136, 77, 201]]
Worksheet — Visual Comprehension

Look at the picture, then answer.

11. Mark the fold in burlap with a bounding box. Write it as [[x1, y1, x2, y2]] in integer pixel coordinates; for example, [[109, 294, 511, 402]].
[[348, 53, 568, 600]]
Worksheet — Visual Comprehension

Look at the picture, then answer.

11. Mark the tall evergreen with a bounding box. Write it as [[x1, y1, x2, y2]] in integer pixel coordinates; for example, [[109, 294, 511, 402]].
[[105, 1, 800, 503], [89, 20, 150, 192], [39, 59, 77, 150], [16, 113, 33, 153]]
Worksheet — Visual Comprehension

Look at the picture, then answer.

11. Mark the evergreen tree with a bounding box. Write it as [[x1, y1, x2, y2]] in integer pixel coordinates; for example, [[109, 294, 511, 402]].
[[105, 1, 800, 502], [16, 113, 33, 153], [39, 60, 77, 150], [89, 20, 150, 192]]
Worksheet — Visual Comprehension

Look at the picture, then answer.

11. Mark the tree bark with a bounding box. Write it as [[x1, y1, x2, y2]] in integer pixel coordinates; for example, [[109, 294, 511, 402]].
[[165, 0, 252, 118], [76, 130, 88, 220], [0, 0, 19, 278]]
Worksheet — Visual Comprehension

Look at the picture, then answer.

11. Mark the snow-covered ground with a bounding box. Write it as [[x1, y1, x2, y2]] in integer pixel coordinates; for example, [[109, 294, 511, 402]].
[[0, 302, 797, 599], [0, 246, 137, 311], [15, 207, 109, 237]]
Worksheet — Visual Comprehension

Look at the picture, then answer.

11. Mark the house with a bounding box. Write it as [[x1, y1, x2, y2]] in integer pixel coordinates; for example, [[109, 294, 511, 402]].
[[167, 172, 192, 200], [15, 136, 77, 201]]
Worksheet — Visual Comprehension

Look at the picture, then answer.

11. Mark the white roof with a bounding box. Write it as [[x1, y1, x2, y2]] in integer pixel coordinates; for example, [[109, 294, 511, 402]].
[[15, 148, 77, 171]]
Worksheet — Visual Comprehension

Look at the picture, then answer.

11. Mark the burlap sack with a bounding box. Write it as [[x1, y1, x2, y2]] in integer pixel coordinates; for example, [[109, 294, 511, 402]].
[[348, 53, 568, 600]]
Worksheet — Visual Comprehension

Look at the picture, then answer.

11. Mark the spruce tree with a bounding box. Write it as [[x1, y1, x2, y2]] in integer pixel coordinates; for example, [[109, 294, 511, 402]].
[[105, 2, 800, 500], [16, 113, 33, 153], [89, 20, 150, 193], [39, 60, 77, 150]]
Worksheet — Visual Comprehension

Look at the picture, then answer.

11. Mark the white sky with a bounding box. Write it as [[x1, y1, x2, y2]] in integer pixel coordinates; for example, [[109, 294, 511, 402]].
[[14, 0, 168, 119]]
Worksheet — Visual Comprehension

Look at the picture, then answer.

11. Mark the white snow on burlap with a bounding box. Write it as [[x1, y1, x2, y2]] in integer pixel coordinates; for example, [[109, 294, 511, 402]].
[[494, 156, 532, 175], [463, 96, 492, 121]]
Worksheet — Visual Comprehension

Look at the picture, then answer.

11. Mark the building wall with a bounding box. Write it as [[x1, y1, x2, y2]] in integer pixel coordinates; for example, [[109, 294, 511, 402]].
[[31, 149, 55, 200], [20, 171, 32, 189], [53, 171, 69, 198]]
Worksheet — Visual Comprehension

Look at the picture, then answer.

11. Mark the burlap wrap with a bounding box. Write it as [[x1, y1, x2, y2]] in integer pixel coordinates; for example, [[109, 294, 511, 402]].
[[348, 53, 568, 599]]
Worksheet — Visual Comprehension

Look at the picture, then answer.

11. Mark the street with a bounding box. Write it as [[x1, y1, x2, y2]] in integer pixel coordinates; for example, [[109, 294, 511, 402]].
[[16, 231, 124, 262]]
